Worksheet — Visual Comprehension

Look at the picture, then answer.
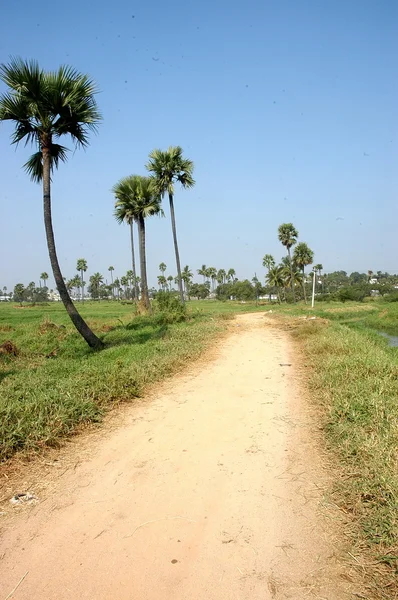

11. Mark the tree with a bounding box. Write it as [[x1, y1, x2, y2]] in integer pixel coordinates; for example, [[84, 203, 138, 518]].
[[217, 269, 227, 285], [76, 258, 87, 301], [293, 242, 314, 304], [13, 283, 25, 304], [157, 275, 167, 290], [278, 223, 299, 304], [0, 58, 103, 349], [262, 254, 275, 272], [40, 271, 49, 288], [190, 282, 210, 300], [89, 272, 104, 299], [227, 268, 236, 283], [167, 275, 174, 291], [266, 266, 284, 304], [147, 146, 195, 304], [113, 277, 121, 300], [159, 262, 167, 275], [112, 197, 139, 301], [108, 266, 114, 298], [207, 267, 217, 291], [114, 175, 162, 311], [181, 265, 193, 297], [197, 265, 207, 283], [120, 275, 129, 298]]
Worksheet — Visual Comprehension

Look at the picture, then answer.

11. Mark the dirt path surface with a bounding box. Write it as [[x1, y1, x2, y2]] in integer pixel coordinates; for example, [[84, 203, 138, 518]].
[[0, 313, 355, 599]]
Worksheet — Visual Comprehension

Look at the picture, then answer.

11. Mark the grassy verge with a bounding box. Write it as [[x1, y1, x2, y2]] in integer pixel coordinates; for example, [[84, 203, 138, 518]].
[[0, 302, 226, 460], [270, 301, 398, 593]]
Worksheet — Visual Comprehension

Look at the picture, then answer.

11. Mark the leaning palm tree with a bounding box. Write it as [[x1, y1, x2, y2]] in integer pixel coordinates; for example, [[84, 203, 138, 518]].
[[293, 242, 314, 304], [147, 146, 195, 304], [278, 223, 299, 304], [114, 175, 162, 311], [0, 58, 103, 349]]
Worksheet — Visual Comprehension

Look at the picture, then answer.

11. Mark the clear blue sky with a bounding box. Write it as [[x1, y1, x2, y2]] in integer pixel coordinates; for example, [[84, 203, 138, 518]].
[[1, 0, 397, 291]]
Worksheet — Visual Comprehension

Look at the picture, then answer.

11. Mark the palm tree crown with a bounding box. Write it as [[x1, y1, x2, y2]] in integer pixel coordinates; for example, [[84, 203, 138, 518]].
[[146, 146, 195, 196]]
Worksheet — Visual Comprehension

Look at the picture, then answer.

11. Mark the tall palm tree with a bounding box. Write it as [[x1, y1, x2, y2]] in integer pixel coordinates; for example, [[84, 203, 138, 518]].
[[40, 271, 49, 288], [197, 265, 207, 283], [113, 198, 139, 301], [266, 266, 284, 304], [108, 266, 114, 298], [262, 254, 275, 272], [278, 223, 299, 304], [293, 242, 314, 304], [113, 175, 162, 311], [0, 58, 103, 349], [76, 258, 88, 302], [159, 262, 167, 275], [147, 146, 195, 303]]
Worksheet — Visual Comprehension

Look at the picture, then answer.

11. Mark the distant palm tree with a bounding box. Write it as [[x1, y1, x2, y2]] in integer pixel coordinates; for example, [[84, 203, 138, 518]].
[[227, 268, 236, 283], [217, 269, 227, 285], [262, 255, 275, 272], [157, 275, 167, 290], [120, 275, 128, 298], [314, 263, 323, 291], [40, 271, 49, 288], [207, 267, 217, 291], [293, 242, 314, 304], [147, 146, 195, 303], [76, 258, 88, 302], [197, 265, 207, 283], [278, 223, 299, 304], [89, 272, 103, 299], [114, 175, 162, 311], [159, 262, 167, 275], [266, 266, 284, 304], [167, 275, 173, 291], [113, 277, 121, 300], [182, 265, 193, 298], [108, 266, 114, 298], [0, 58, 103, 349], [112, 197, 139, 301]]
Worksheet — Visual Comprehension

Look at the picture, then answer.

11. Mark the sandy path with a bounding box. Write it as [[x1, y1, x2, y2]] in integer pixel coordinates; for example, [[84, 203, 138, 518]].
[[0, 313, 354, 599]]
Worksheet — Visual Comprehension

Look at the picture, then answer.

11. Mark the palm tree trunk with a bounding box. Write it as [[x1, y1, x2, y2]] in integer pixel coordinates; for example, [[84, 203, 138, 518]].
[[41, 143, 103, 350], [129, 221, 139, 300], [169, 193, 184, 304], [277, 288, 281, 304], [287, 248, 296, 304], [302, 267, 307, 304], [80, 270, 84, 302], [137, 215, 151, 312]]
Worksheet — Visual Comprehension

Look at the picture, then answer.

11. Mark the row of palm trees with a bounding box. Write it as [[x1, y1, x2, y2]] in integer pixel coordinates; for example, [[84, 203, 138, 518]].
[[113, 147, 194, 312], [263, 223, 322, 304]]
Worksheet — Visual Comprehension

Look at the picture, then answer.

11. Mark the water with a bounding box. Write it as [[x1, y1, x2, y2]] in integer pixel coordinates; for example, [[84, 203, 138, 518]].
[[378, 331, 398, 347]]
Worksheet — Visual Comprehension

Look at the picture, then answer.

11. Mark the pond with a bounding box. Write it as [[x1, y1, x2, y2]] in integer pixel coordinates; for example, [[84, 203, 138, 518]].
[[378, 331, 398, 347]]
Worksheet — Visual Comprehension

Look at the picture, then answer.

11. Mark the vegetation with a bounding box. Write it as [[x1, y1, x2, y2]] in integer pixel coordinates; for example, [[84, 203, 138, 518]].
[[278, 223, 299, 303], [0, 58, 103, 349]]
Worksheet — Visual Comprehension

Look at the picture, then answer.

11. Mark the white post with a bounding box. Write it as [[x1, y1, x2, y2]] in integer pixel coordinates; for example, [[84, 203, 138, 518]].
[[311, 268, 316, 308]]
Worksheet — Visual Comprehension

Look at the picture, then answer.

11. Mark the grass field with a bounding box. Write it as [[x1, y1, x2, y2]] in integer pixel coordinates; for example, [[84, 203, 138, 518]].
[[0, 300, 240, 460]]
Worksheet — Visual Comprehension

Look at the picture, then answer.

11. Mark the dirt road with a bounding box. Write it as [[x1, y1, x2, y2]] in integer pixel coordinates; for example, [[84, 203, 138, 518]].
[[0, 313, 354, 599]]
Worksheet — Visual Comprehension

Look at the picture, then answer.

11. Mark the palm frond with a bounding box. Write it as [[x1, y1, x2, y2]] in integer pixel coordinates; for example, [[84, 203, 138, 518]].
[[0, 57, 42, 96], [23, 144, 69, 182]]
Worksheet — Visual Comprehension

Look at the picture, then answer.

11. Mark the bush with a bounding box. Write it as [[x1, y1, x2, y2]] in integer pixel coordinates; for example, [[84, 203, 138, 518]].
[[383, 291, 398, 303], [153, 291, 187, 322], [337, 286, 367, 303]]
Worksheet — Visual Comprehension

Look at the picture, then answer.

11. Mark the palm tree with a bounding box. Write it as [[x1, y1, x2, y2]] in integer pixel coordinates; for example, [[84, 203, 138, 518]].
[[207, 267, 217, 291], [314, 263, 323, 292], [293, 242, 314, 304], [181, 265, 193, 298], [159, 262, 167, 275], [0, 58, 103, 349], [112, 195, 138, 299], [76, 258, 88, 302], [113, 277, 121, 300], [167, 275, 174, 291], [114, 175, 162, 311], [266, 266, 284, 304], [40, 271, 49, 288], [217, 269, 227, 285], [262, 254, 275, 272], [108, 266, 114, 298], [197, 264, 207, 283], [147, 146, 195, 304], [227, 268, 236, 283], [120, 275, 128, 298], [278, 223, 299, 304], [157, 275, 167, 290], [89, 272, 103, 300]]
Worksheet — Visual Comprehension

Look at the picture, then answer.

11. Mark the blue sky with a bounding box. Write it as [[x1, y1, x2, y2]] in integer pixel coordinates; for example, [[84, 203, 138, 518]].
[[1, 0, 397, 291]]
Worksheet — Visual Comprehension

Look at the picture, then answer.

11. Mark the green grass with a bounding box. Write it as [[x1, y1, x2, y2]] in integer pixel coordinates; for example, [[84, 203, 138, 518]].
[[269, 300, 398, 586], [0, 301, 228, 460]]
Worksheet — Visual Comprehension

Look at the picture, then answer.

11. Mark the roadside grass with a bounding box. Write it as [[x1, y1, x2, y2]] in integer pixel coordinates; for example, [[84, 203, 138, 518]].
[[269, 301, 398, 591], [0, 302, 226, 460]]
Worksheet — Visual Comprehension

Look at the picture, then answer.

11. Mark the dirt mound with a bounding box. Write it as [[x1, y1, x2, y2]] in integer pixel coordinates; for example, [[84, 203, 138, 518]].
[[0, 340, 19, 356]]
